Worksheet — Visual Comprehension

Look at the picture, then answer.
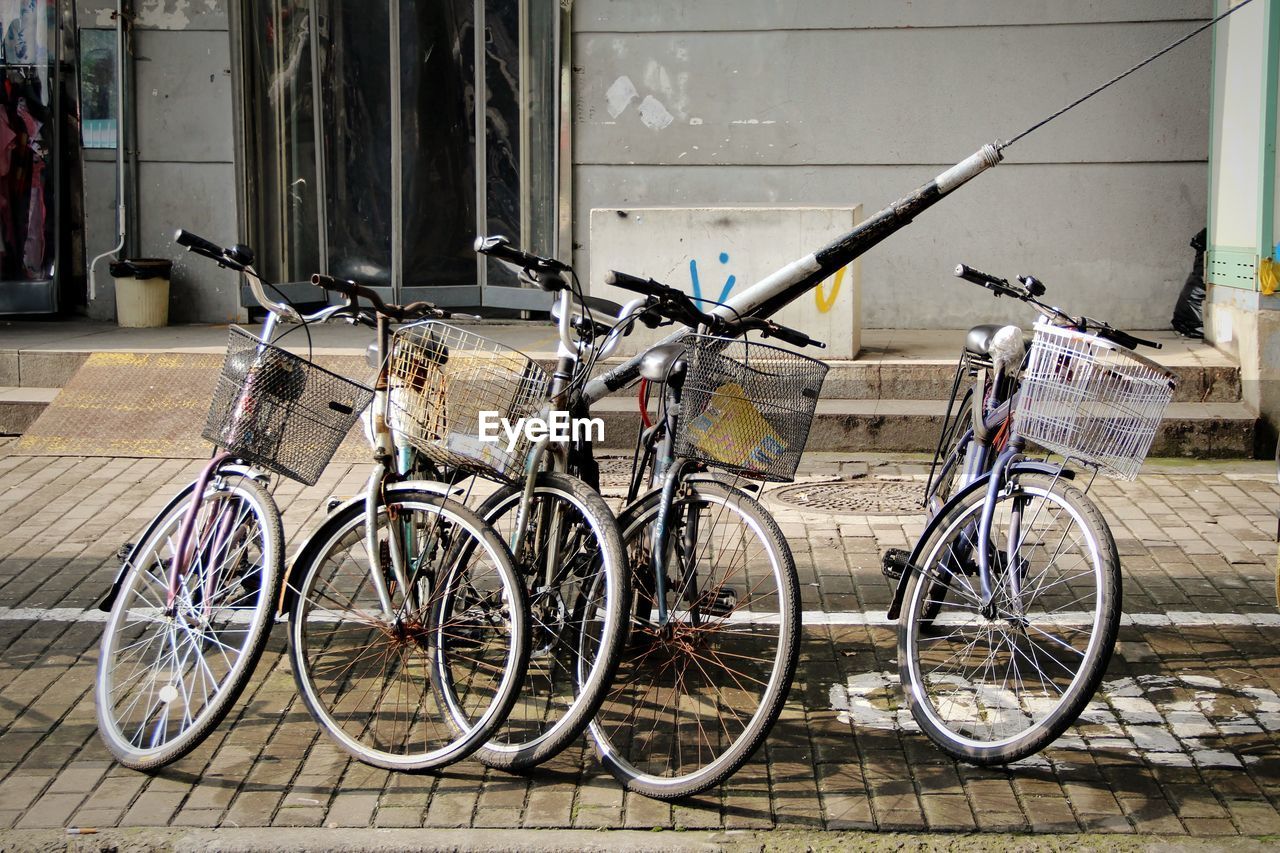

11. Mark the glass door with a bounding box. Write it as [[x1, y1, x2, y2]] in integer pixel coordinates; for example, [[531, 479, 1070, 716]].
[[0, 0, 58, 314], [238, 0, 560, 310]]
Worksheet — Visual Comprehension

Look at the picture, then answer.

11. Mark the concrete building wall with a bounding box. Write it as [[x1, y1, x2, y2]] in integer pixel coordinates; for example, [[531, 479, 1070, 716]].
[[571, 1, 1213, 329], [81, 0, 240, 323]]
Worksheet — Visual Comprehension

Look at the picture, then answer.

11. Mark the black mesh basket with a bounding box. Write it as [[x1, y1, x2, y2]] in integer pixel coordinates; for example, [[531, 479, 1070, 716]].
[[203, 326, 374, 485], [674, 334, 829, 482]]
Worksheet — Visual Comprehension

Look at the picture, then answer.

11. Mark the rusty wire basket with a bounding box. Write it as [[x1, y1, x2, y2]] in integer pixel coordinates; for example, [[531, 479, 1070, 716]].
[[387, 322, 549, 483], [674, 334, 829, 483]]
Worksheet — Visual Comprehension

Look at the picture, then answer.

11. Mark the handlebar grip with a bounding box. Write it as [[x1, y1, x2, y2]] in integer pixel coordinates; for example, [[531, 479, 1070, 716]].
[[174, 229, 227, 259], [174, 227, 229, 261], [1098, 327, 1161, 351], [954, 263, 1008, 290], [311, 273, 385, 307], [474, 234, 570, 274], [605, 270, 666, 297], [764, 323, 825, 350]]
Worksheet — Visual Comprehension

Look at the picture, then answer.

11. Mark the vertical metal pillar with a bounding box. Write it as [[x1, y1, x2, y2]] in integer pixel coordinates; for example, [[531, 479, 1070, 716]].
[[389, 0, 404, 300], [474, 0, 488, 297]]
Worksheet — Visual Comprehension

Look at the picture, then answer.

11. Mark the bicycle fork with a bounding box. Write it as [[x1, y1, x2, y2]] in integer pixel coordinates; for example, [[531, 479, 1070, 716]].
[[167, 451, 234, 616]]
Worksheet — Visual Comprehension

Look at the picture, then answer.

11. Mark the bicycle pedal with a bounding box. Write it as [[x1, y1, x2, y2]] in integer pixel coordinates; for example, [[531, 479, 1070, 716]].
[[117, 542, 135, 562], [882, 548, 911, 581], [702, 589, 738, 617], [325, 496, 348, 513]]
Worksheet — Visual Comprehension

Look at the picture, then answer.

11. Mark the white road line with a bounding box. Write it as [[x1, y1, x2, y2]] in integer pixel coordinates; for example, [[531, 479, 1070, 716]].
[[2, 606, 1279, 628]]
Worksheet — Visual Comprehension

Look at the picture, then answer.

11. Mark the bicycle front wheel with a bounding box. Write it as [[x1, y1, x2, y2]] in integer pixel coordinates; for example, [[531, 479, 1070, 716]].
[[96, 471, 283, 770], [899, 472, 1120, 764], [288, 490, 528, 772], [590, 479, 799, 799], [472, 472, 629, 771]]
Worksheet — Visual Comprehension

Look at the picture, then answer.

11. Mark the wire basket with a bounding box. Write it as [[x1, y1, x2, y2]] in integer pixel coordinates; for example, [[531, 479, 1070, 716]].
[[674, 335, 829, 483], [203, 326, 374, 486], [387, 322, 549, 483], [1013, 321, 1177, 481]]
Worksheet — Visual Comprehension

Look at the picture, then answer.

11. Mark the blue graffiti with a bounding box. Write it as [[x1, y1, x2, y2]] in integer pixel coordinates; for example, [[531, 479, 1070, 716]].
[[689, 251, 736, 310]]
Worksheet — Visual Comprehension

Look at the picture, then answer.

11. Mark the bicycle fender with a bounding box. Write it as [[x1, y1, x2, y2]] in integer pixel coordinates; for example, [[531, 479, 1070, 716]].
[[626, 473, 760, 505], [277, 479, 456, 616], [98, 465, 275, 614], [885, 461, 1073, 621], [98, 481, 199, 613]]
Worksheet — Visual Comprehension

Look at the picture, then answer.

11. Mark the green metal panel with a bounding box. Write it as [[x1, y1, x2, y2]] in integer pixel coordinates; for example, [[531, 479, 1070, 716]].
[[1208, 246, 1260, 289]]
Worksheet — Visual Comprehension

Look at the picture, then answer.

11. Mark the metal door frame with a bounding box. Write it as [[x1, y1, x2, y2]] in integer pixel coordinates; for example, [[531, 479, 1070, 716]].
[[232, 0, 568, 312]]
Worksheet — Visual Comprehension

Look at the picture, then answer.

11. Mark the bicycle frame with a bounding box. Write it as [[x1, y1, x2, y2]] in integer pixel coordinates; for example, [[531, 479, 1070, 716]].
[[885, 328, 1078, 621]]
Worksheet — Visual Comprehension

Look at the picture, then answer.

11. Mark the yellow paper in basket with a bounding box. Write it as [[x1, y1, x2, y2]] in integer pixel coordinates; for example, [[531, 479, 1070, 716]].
[[686, 382, 787, 473]]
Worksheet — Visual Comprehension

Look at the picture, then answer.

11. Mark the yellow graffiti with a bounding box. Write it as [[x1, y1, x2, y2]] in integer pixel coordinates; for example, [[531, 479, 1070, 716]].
[[815, 266, 848, 314]]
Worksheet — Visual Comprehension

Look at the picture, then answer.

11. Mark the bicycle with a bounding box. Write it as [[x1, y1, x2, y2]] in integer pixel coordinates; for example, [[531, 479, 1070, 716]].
[[374, 288, 630, 772], [461, 142, 1008, 793], [883, 262, 1177, 764], [477, 237, 827, 798], [95, 230, 529, 773]]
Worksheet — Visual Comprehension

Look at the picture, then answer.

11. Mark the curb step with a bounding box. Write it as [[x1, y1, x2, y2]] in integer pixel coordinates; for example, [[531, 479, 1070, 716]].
[[589, 398, 1259, 457], [0, 387, 58, 435]]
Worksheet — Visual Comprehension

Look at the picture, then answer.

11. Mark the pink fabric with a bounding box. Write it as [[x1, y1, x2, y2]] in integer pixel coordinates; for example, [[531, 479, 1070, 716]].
[[17, 98, 45, 275]]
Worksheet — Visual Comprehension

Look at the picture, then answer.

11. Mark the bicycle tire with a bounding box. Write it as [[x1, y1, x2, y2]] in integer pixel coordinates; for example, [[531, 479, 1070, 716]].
[[898, 473, 1121, 764], [96, 471, 283, 770], [288, 489, 529, 772], [469, 472, 629, 771], [589, 479, 800, 799]]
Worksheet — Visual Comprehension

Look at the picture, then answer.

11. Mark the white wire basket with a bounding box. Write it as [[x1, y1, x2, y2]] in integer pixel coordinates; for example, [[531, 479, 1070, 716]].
[[1013, 321, 1177, 481], [386, 322, 549, 483]]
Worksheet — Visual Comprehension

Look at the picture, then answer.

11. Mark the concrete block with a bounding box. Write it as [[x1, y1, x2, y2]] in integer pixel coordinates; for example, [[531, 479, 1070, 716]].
[[17, 352, 89, 388], [590, 206, 862, 358]]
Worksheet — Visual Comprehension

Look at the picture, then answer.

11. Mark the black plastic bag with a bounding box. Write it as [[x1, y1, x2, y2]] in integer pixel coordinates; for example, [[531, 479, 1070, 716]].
[[1171, 228, 1206, 339]]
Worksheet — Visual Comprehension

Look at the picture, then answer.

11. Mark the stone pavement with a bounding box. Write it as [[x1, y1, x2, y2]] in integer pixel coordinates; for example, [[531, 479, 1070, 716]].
[[1, 442, 1279, 846]]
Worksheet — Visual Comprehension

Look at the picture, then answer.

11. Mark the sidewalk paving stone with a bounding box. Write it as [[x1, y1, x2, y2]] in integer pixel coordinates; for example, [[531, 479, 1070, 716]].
[[1, 452, 1279, 840]]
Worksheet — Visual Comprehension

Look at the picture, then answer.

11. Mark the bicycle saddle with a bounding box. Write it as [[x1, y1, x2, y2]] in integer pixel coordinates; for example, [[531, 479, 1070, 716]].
[[965, 324, 1030, 357]]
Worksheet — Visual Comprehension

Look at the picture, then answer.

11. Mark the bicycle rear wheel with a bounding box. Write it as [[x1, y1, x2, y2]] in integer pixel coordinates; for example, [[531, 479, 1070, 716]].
[[899, 472, 1120, 764], [471, 472, 629, 771], [590, 479, 799, 799], [288, 489, 528, 771], [96, 471, 283, 770]]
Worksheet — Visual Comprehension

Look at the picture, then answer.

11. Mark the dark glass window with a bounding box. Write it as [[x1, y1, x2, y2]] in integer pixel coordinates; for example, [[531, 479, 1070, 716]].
[[239, 0, 558, 303]]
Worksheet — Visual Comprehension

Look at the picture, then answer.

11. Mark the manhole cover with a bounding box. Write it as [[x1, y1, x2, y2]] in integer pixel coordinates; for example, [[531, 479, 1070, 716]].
[[770, 478, 924, 515]]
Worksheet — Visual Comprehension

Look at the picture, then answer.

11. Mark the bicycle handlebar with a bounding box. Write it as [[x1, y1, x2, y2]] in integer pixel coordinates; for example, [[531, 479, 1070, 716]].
[[607, 269, 825, 349], [310, 274, 443, 323], [954, 263, 1025, 299], [953, 261, 1161, 350], [604, 269, 667, 298], [174, 228, 227, 262], [474, 234, 571, 274]]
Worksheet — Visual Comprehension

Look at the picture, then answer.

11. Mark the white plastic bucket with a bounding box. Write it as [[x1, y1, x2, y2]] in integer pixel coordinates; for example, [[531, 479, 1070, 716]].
[[111, 259, 171, 328]]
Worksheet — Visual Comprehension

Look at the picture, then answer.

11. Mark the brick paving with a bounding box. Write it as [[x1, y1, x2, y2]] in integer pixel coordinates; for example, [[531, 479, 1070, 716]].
[[1, 442, 1280, 840]]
